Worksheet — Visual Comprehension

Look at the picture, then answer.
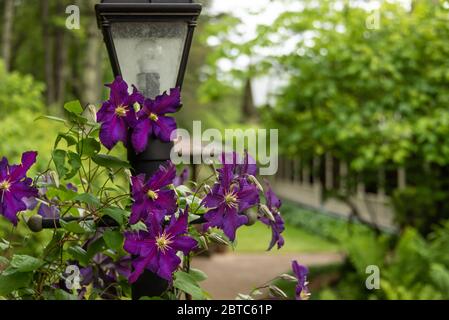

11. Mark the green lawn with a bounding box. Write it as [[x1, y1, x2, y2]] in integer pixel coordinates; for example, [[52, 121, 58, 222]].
[[233, 221, 339, 253]]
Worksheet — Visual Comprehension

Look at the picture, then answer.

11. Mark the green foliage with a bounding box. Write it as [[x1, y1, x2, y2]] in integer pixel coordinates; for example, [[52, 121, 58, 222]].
[[320, 220, 449, 300]]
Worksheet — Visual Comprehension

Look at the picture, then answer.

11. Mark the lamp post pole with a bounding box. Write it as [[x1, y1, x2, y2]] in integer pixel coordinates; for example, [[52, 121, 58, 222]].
[[95, 0, 201, 299]]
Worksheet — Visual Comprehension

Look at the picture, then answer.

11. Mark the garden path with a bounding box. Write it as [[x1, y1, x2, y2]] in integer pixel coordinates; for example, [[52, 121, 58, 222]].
[[191, 252, 344, 299]]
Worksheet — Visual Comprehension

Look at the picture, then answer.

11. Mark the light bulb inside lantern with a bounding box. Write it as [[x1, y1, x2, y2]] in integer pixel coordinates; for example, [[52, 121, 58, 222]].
[[136, 39, 163, 99]]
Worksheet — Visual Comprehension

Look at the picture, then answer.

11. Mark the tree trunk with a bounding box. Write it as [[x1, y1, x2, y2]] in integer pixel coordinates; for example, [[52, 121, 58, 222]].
[[2, 0, 15, 71], [54, 1, 69, 108], [42, 0, 55, 107], [82, 0, 103, 105]]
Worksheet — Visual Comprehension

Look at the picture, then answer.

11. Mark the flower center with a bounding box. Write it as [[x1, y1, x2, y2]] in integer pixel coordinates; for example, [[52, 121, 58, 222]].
[[147, 190, 159, 201], [133, 102, 141, 113], [155, 232, 173, 253], [115, 105, 128, 117], [0, 180, 10, 192], [149, 113, 159, 121], [224, 192, 238, 209]]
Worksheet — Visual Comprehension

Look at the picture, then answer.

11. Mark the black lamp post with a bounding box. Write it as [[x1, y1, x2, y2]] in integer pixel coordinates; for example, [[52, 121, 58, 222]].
[[95, 0, 202, 299]]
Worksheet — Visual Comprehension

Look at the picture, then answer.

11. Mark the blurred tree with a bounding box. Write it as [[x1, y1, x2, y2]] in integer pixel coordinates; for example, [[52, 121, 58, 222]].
[[2, 0, 14, 71], [201, 0, 449, 234]]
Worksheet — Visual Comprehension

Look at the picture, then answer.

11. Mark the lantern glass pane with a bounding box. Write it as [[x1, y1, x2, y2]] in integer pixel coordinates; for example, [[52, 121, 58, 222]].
[[111, 22, 188, 98]]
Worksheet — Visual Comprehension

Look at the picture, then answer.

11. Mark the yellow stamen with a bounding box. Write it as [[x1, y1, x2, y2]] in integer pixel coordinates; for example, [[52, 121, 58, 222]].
[[0, 180, 10, 192], [115, 105, 128, 117], [224, 192, 238, 209], [149, 113, 159, 121], [155, 232, 173, 253], [147, 190, 159, 200]]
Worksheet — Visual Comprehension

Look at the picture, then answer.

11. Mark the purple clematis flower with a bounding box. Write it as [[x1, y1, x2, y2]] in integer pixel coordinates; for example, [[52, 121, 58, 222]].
[[260, 181, 285, 250], [292, 260, 310, 300], [124, 208, 197, 283], [0, 151, 38, 225], [97, 76, 144, 150], [37, 181, 78, 219], [80, 254, 131, 289], [173, 167, 190, 187], [131, 88, 181, 154], [202, 154, 260, 241], [220, 151, 257, 178], [130, 161, 177, 225]]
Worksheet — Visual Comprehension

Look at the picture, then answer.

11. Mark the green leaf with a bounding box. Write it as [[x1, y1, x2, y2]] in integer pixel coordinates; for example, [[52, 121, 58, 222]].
[[64, 100, 83, 115], [10, 255, 44, 272], [92, 154, 131, 170], [173, 271, 206, 300], [86, 238, 106, 260], [189, 268, 208, 282], [102, 207, 128, 226], [66, 151, 81, 179], [77, 138, 101, 157], [103, 230, 124, 251], [52, 149, 67, 178], [0, 272, 33, 296], [54, 133, 77, 148], [68, 246, 89, 266], [60, 220, 86, 234], [35, 115, 67, 124], [74, 193, 101, 207], [53, 289, 79, 300], [43, 231, 64, 262]]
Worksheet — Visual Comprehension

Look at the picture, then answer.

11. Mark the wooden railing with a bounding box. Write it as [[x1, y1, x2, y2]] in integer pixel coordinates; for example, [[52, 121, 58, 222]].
[[271, 154, 404, 231]]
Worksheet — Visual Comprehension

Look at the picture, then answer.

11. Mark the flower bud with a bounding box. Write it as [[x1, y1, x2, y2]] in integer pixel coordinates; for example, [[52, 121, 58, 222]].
[[260, 204, 275, 222], [84, 104, 97, 123], [208, 232, 230, 245], [203, 184, 212, 194], [198, 235, 208, 251], [279, 273, 298, 282], [248, 175, 264, 192], [49, 170, 60, 188], [268, 285, 288, 299], [133, 102, 141, 113]]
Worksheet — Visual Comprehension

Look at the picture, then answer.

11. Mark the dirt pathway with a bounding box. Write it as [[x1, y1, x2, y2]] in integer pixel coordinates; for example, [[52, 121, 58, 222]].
[[191, 252, 344, 300]]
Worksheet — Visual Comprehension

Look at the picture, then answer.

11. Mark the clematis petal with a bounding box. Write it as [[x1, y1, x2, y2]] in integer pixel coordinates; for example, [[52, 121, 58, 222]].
[[99, 116, 128, 150], [148, 161, 176, 190], [129, 200, 146, 225], [123, 231, 146, 255], [131, 118, 152, 154], [203, 206, 226, 232], [106, 76, 130, 106], [97, 101, 115, 123], [172, 236, 197, 255], [236, 182, 259, 212], [173, 167, 190, 187], [153, 116, 177, 142], [0, 157, 9, 180], [156, 250, 181, 282], [202, 184, 224, 209], [264, 181, 281, 210], [1, 192, 27, 225], [153, 189, 177, 214], [222, 207, 248, 241], [131, 174, 146, 198], [129, 255, 152, 284], [166, 208, 188, 236], [152, 87, 181, 114], [8, 151, 38, 182]]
